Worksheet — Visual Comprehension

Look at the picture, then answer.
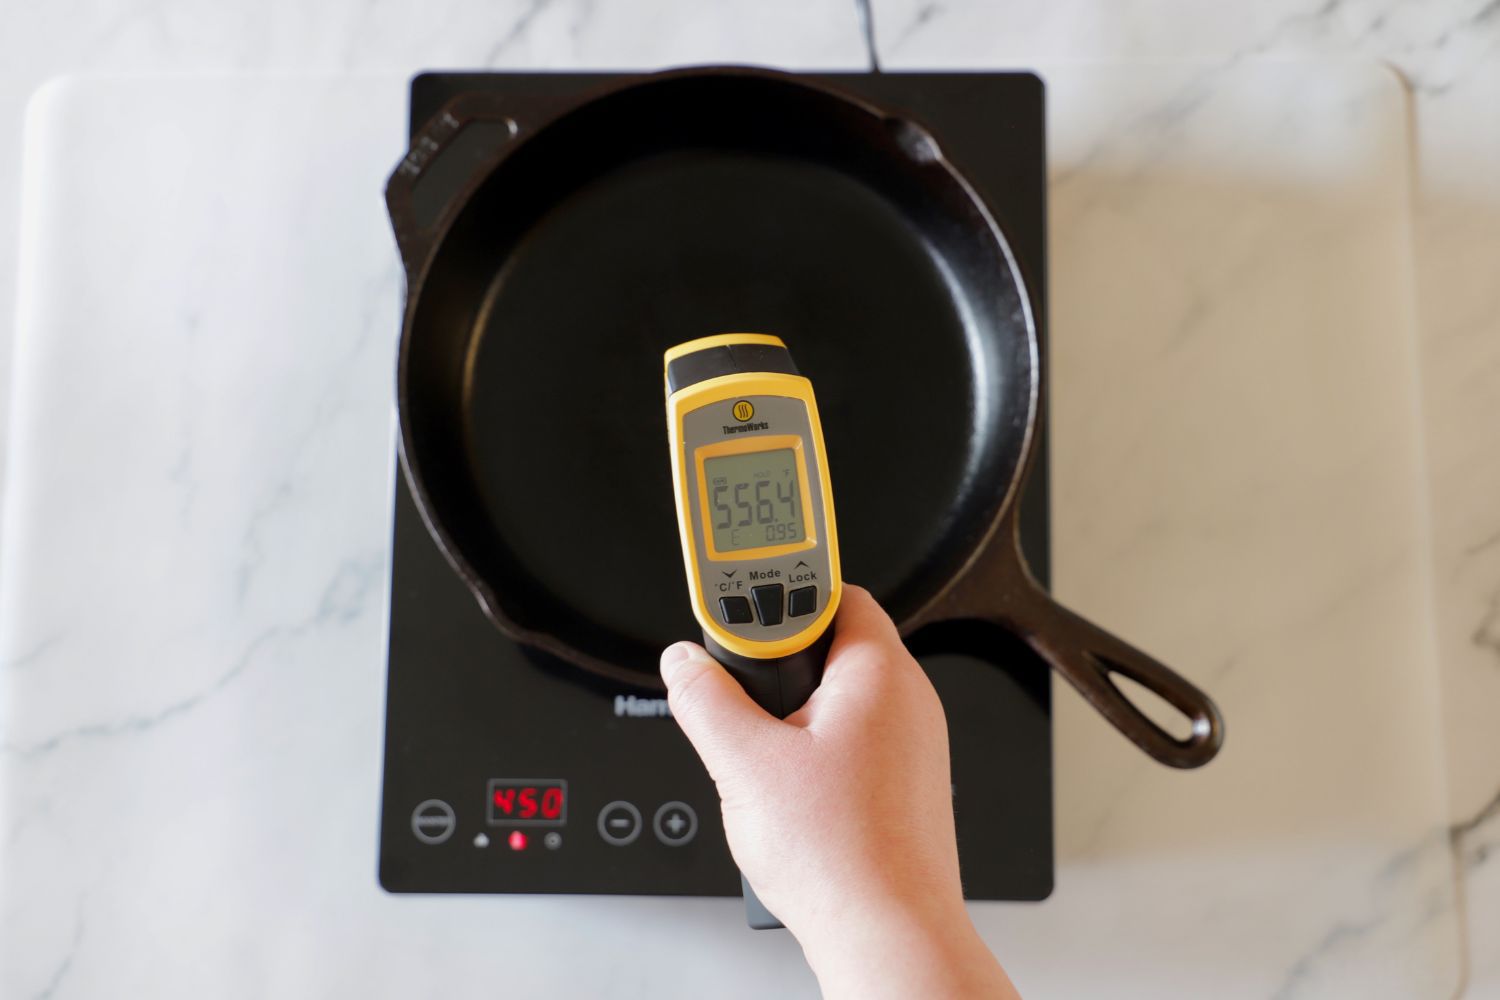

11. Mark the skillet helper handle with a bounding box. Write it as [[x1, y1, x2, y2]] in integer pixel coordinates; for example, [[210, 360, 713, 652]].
[[1001, 575, 1224, 769], [385, 93, 519, 274], [702, 631, 833, 930]]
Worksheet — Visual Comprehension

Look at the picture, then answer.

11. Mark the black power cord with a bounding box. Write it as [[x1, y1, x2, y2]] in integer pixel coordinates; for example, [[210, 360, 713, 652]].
[[853, 0, 882, 72]]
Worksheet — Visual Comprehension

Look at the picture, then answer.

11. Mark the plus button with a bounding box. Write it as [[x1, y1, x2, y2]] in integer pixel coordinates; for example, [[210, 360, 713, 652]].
[[652, 801, 699, 846]]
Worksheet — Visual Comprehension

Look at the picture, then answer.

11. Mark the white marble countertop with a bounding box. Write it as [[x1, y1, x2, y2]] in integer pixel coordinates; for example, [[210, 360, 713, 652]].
[[0, 2, 1496, 997]]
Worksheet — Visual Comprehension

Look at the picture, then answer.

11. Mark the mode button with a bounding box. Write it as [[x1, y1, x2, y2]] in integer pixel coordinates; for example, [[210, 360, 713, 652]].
[[751, 584, 784, 626]]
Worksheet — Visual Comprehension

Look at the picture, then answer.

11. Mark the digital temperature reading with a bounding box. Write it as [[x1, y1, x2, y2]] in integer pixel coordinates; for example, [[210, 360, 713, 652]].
[[486, 779, 567, 827], [703, 448, 805, 552]]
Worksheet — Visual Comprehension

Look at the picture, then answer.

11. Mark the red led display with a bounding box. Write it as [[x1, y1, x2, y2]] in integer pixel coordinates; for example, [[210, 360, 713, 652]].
[[487, 779, 567, 827]]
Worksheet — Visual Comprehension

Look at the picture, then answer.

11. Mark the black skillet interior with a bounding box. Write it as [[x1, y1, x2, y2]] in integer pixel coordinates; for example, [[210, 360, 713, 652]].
[[399, 72, 1034, 679]]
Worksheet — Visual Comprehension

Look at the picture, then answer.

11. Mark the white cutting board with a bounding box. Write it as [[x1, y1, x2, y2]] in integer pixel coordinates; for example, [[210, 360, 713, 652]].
[[0, 66, 1460, 998]]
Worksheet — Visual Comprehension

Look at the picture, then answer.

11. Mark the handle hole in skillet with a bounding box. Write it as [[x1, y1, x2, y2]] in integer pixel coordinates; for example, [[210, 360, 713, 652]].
[[1102, 668, 1194, 742]]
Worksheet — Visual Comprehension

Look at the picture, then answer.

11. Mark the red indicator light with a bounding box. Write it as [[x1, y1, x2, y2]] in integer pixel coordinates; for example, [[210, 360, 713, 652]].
[[508, 830, 528, 851]]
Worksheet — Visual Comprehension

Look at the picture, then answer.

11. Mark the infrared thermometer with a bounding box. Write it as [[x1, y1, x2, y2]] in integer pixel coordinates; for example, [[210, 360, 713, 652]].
[[665, 333, 842, 715], [664, 333, 842, 928]]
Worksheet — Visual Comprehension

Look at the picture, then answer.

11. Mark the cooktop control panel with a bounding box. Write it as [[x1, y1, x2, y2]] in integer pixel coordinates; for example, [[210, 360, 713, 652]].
[[406, 769, 709, 879], [380, 460, 1049, 898], [378, 71, 1053, 901]]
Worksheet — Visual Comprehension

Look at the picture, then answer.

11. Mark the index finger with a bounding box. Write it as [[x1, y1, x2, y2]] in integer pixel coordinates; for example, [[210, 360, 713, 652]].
[[787, 584, 914, 721]]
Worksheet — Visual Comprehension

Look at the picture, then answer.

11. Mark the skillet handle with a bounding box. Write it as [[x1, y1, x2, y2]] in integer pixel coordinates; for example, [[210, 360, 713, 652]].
[[923, 504, 1225, 768], [385, 93, 520, 276], [995, 577, 1224, 769]]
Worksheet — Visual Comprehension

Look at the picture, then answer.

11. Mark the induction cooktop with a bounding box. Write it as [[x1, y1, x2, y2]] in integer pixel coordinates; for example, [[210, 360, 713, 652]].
[[377, 71, 1053, 901]]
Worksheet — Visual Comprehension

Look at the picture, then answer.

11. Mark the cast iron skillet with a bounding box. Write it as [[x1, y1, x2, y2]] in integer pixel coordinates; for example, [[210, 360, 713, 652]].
[[386, 68, 1224, 769]]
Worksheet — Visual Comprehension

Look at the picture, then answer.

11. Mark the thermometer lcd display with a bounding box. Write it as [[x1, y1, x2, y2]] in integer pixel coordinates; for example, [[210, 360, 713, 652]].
[[703, 448, 805, 552]]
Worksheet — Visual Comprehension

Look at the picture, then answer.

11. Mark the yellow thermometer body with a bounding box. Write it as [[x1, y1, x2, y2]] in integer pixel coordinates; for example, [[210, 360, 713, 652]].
[[664, 333, 842, 719]]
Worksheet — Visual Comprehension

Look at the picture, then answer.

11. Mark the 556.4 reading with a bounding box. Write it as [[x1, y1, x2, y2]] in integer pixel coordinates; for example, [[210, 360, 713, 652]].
[[703, 447, 807, 552], [711, 477, 797, 535]]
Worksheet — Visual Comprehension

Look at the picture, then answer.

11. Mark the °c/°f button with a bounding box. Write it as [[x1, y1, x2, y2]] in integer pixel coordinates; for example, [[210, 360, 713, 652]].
[[598, 801, 642, 846], [719, 595, 753, 625]]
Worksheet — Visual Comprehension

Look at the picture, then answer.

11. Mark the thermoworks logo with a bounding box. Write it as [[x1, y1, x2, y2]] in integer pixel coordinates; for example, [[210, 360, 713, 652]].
[[614, 695, 672, 718], [722, 420, 769, 435]]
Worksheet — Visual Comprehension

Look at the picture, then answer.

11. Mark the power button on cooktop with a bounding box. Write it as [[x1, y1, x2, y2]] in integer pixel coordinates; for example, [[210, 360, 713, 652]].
[[411, 799, 456, 845], [597, 801, 642, 846]]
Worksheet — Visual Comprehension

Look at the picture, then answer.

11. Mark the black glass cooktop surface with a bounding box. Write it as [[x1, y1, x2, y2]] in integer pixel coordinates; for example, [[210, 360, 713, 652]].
[[378, 71, 1053, 901]]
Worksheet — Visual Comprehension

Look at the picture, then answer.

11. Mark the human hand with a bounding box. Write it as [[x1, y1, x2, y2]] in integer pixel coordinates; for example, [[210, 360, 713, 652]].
[[659, 585, 1019, 999]]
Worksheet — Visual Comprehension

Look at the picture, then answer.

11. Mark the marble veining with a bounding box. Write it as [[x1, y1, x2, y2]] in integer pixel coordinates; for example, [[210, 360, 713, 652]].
[[0, 62, 1472, 998], [871, 3, 1500, 993]]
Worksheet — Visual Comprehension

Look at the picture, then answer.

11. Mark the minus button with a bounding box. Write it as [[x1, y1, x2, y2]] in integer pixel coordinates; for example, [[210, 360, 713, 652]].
[[597, 801, 642, 846]]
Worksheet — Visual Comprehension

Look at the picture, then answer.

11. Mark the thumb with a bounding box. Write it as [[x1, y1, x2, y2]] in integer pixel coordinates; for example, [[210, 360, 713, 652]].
[[660, 641, 778, 782]]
